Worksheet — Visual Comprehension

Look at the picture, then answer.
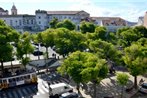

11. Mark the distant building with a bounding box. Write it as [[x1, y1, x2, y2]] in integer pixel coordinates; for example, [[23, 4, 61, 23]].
[[137, 16, 144, 26], [11, 4, 17, 15], [0, 4, 131, 32], [91, 17, 127, 32], [35, 10, 90, 30], [0, 7, 8, 15], [144, 12, 147, 28]]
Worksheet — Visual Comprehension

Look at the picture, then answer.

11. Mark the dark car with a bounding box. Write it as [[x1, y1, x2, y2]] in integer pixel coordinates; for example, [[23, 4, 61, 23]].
[[33, 50, 43, 56], [60, 92, 79, 98], [139, 83, 147, 94]]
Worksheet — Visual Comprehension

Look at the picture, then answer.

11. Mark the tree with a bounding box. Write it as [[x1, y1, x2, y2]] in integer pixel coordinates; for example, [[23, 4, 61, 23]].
[[56, 19, 76, 30], [94, 26, 107, 40], [58, 51, 87, 93], [123, 44, 147, 89], [0, 19, 20, 75], [49, 17, 58, 29], [81, 56, 108, 98], [80, 21, 96, 33], [89, 39, 122, 65], [116, 72, 129, 98], [40, 29, 55, 58], [116, 27, 143, 47], [58, 51, 108, 98], [133, 26, 147, 38], [16, 32, 34, 69], [54, 28, 86, 57]]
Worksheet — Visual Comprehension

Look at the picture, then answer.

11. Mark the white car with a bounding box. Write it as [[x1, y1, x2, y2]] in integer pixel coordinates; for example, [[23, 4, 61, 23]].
[[139, 83, 147, 94]]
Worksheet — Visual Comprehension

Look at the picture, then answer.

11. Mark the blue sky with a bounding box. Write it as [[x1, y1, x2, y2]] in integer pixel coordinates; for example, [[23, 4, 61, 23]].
[[0, 0, 147, 22]]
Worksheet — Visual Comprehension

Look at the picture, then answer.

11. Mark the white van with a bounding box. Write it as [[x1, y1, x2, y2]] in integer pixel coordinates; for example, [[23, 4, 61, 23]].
[[49, 83, 73, 96]]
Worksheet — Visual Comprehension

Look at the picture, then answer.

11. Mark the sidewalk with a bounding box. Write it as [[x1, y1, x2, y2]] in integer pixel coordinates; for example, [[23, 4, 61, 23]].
[[69, 72, 147, 98]]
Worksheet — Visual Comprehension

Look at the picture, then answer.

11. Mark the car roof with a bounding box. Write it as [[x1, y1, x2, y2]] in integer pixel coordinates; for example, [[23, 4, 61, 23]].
[[61, 92, 78, 97]]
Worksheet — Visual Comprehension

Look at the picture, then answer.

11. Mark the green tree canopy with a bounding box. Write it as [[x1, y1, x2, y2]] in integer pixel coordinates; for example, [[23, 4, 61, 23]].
[[56, 19, 76, 30], [0, 19, 20, 75], [123, 44, 147, 88], [116, 72, 129, 98], [49, 17, 59, 29], [80, 21, 96, 33], [58, 51, 108, 97], [54, 28, 86, 57], [89, 39, 122, 65]]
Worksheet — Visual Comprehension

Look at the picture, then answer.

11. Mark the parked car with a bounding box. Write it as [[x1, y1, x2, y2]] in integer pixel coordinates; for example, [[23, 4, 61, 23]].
[[139, 83, 147, 94], [32, 50, 43, 56], [60, 92, 79, 98]]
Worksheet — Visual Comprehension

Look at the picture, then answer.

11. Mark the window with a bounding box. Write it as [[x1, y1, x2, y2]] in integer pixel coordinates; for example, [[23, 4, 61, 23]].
[[19, 20, 21, 25], [38, 16, 41, 19], [31, 20, 33, 24], [64, 86, 69, 89], [39, 21, 41, 24], [10, 20, 13, 25], [27, 20, 29, 24]]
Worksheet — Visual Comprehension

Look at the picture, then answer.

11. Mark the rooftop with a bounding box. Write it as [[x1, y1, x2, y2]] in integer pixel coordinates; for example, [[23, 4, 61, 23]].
[[47, 11, 81, 15]]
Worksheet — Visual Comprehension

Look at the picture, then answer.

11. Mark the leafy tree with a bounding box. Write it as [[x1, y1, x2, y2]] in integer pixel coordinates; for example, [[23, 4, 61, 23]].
[[133, 26, 147, 38], [123, 44, 147, 89], [49, 17, 58, 29], [116, 27, 143, 47], [0, 19, 20, 75], [94, 26, 107, 40], [16, 32, 34, 68], [58, 51, 108, 98], [80, 21, 96, 33], [81, 56, 108, 98], [40, 29, 55, 58], [58, 51, 87, 93], [54, 28, 86, 57], [89, 39, 122, 65], [56, 19, 76, 30], [116, 72, 129, 98]]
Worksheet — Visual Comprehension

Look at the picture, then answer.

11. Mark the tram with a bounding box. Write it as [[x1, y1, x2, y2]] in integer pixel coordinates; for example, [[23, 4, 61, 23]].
[[0, 71, 37, 90]]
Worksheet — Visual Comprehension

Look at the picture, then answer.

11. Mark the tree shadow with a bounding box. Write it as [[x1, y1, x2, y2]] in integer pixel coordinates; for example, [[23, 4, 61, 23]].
[[83, 78, 134, 98]]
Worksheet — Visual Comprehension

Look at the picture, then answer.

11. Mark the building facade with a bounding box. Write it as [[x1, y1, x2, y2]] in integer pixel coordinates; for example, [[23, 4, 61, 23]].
[[35, 10, 90, 30], [0, 7, 8, 15], [0, 5, 130, 32], [91, 17, 127, 32], [144, 12, 147, 28]]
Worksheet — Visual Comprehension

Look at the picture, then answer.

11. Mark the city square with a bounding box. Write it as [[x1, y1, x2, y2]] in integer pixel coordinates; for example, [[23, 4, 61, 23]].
[[0, 0, 147, 98]]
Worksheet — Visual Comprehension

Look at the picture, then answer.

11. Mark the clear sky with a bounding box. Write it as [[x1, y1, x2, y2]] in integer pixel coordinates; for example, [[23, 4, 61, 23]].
[[0, 0, 147, 22]]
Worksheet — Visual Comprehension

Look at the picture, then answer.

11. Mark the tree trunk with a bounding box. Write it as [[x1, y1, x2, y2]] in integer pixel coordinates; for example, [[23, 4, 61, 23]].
[[93, 82, 97, 98], [76, 83, 80, 94], [134, 75, 137, 89], [46, 47, 49, 59], [1, 61, 4, 77], [121, 86, 124, 98]]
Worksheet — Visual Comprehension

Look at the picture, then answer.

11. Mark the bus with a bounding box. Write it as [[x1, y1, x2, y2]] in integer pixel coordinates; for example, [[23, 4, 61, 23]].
[[0, 70, 37, 90]]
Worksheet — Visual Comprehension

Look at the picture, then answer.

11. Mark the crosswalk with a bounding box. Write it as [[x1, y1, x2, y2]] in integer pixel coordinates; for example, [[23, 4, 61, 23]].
[[0, 79, 50, 98]]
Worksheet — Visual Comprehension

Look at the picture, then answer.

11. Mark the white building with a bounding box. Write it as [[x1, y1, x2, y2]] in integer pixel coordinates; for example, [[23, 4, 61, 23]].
[[35, 10, 90, 30], [137, 16, 144, 26], [91, 17, 127, 32], [0, 4, 130, 32], [0, 7, 8, 15]]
